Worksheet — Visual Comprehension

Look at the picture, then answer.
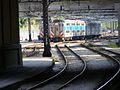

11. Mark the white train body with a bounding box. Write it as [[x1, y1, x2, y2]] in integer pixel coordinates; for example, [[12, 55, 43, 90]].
[[39, 19, 101, 41], [63, 20, 86, 40]]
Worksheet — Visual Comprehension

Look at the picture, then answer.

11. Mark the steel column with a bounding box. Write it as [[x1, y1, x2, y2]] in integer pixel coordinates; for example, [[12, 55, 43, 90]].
[[28, 17, 32, 42], [113, 21, 115, 32], [118, 12, 120, 46], [42, 0, 51, 57]]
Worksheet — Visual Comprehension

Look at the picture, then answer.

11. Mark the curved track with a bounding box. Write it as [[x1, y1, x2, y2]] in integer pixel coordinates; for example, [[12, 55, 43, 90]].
[[26, 45, 86, 90], [57, 45, 87, 89], [81, 44, 120, 90], [25, 45, 68, 90], [4, 46, 67, 90]]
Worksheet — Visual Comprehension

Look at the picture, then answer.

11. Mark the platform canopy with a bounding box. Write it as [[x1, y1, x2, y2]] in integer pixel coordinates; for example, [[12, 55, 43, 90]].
[[19, 0, 120, 20]]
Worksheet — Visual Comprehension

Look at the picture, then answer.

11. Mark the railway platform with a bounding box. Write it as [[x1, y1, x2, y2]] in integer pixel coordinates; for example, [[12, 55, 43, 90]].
[[0, 57, 54, 89]]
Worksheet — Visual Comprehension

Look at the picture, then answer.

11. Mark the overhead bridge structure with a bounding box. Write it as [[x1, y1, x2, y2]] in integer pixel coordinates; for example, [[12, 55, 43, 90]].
[[19, 0, 119, 20]]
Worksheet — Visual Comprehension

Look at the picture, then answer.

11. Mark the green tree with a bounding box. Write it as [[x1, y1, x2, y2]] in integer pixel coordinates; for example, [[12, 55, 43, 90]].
[[19, 17, 28, 30]]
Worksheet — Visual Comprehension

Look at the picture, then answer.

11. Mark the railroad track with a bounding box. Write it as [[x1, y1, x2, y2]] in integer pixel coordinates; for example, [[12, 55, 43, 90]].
[[17, 45, 87, 90], [81, 44, 120, 90], [57, 45, 87, 89], [16, 46, 67, 90], [23, 46, 68, 90], [1, 46, 66, 90], [3, 43, 119, 90]]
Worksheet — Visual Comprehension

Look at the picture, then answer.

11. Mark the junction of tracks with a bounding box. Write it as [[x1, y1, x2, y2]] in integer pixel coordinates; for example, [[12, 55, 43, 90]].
[[0, 40, 119, 90]]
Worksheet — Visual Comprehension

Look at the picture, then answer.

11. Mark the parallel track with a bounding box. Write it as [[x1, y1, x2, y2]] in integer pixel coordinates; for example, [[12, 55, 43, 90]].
[[81, 44, 120, 90]]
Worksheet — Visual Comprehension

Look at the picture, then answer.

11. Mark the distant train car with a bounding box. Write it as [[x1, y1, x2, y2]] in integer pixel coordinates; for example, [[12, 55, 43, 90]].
[[86, 22, 101, 39], [63, 20, 86, 40], [39, 19, 101, 42], [50, 20, 64, 42], [39, 20, 64, 42]]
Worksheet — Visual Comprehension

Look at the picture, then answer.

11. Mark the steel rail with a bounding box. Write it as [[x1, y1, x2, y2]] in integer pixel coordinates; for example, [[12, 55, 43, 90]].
[[81, 44, 120, 90], [26, 45, 68, 90], [102, 48, 120, 56], [87, 43, 120, 56], [57, 45, 87, 90]]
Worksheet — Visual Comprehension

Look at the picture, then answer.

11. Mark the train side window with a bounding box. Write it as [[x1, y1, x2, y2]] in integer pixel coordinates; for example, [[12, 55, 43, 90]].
[[72, 23, 75, 25], [66, 31, 69, 33], [77, 23, 80, 25], [81, 23, 84, 26], [66, 23, 70, 25], [72, 31, 75, 33]]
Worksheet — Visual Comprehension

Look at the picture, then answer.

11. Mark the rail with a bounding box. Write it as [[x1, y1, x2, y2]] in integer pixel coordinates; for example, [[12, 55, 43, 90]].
[[57, 45, 87, 89], [26, 45, 68, 90], [81, 44, 120, 90]]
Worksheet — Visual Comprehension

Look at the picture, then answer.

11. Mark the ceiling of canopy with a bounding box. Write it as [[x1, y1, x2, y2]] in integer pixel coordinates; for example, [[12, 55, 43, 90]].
[[19, 0, 120, 21]]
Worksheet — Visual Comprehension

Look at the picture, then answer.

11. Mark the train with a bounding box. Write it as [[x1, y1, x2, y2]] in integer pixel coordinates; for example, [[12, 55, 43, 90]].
[[39, 19, 101, 42]]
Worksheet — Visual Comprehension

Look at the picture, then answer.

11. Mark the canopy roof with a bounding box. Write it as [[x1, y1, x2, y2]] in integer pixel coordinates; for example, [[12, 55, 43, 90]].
[[19, 0, 120, 20]]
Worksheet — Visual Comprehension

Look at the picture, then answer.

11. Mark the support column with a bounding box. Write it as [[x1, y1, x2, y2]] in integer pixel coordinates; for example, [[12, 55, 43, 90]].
[[0, 0, 22, 70], [118, 11, 120, 46], [42, 0, 51, 57], [0, 1, 1, 44], [113, 21, 115, 32], [0, 0, 3, 70], [110, 21, 112, 32], [28, 17, 32, 42], [115, 21, 117, 30], [105, 21, 107, 30]]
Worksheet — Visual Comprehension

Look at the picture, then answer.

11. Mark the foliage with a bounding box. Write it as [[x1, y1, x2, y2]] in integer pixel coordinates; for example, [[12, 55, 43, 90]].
[[19, 17, 40, 30], [30, 17, 40, 29], [101, 20, 118, 30], [19, 17, 28, 29]]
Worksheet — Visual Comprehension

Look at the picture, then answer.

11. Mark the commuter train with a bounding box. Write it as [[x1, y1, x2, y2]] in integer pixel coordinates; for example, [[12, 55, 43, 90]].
[[39, 19, 101, 42]]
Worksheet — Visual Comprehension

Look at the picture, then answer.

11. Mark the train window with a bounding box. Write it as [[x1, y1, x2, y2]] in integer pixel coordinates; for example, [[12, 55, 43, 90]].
[[72, 31, 75, 33], [66, 31, 69, 33], [77, 23, 80, 25], [72, 23, 75, 25], [77, 30, 80, 32], [66, 23, 70, 25], [81, 23, 84, 26]]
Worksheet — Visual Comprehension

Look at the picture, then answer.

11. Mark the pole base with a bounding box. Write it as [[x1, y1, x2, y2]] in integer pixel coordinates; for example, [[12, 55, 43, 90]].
[[43, 50, 52, 57], [28, 35, 32, 42]]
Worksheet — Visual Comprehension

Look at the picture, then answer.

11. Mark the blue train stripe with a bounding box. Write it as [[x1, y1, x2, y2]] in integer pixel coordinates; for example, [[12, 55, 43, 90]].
[[64, 26, 86, 30]]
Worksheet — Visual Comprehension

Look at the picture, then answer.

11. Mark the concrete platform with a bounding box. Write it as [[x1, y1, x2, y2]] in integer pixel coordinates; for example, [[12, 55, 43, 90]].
[[0, 57, 53, 88]]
